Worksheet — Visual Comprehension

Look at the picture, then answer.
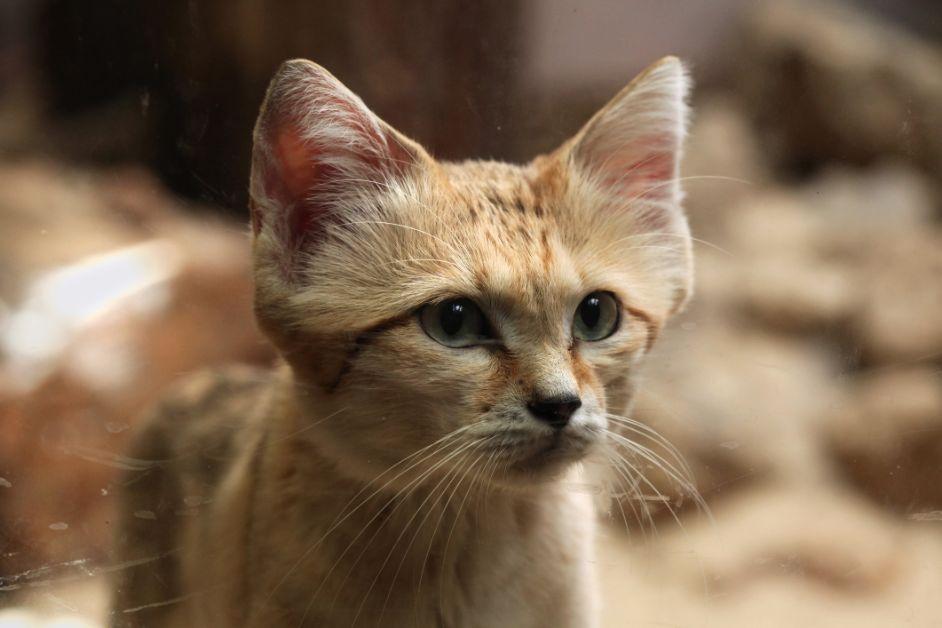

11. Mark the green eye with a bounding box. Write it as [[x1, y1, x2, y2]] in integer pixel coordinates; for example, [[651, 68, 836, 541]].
[[573, 292, 619, 341], [419, 298, 492, 348]]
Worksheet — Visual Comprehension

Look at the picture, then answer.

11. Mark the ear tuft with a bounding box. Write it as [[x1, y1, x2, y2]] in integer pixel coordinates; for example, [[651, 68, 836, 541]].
[[249, 59, 424, 254], [569, 56, 691, 227]]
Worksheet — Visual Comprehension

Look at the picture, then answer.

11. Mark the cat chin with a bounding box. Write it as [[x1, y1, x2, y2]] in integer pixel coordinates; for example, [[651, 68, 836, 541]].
[[489, 433, 596, 487]]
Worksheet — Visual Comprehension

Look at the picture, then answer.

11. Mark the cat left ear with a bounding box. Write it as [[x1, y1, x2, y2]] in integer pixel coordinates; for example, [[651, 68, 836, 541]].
[[249, 59, 428, 250], [565, 56, 690, 227]]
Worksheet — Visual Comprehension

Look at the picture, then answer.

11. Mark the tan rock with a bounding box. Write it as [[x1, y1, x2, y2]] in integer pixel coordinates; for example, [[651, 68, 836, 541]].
[[683, 96, 770, 237], [737, 0, 942, 188], [722, 190, 826, 257], [607, 320, 841, 524], [738, 257, 858, 332], [0, 163, 272, 577], [599, 483, 942, 627], [800, 163, 936, 235], [824, 367, 942, 511], [853, 231, 942, 363]]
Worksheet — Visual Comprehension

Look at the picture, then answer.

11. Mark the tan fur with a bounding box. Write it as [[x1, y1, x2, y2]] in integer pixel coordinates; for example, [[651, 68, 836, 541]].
[[111, 56, 692, 627]]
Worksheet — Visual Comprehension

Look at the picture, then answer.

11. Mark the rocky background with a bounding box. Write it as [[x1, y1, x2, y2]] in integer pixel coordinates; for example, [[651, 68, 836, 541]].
[[0, 1, 940, 626]]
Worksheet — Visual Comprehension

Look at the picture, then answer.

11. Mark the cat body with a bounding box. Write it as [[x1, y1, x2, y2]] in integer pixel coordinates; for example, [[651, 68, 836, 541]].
[[112, 366, 597, 627], [111, 56, 692, 627]]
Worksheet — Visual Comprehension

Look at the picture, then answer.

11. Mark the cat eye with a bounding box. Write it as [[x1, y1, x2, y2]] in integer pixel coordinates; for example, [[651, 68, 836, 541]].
[[419, 298, 493, 348], [573, 292, 620, 341]]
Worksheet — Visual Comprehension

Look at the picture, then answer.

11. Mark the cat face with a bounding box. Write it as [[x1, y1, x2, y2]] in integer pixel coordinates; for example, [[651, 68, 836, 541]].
[[249, 58, 691, 486]]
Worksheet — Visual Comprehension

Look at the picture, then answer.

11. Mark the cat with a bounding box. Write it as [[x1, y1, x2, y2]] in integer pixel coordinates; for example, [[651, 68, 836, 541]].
[[110, 55, 692, 627]]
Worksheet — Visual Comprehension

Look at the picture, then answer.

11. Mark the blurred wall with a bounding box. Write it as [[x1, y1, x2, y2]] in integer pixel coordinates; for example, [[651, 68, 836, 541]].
[[0, 0, 938, 213]]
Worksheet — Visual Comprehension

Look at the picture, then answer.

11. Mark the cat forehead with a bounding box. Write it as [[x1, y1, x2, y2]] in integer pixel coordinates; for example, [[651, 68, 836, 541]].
[[439, 160, 548, 217], [393, 160, 586, 309]]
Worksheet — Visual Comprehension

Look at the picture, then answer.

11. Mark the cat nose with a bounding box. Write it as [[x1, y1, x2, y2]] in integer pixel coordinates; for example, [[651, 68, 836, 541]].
[[527, 394, 582, 429]]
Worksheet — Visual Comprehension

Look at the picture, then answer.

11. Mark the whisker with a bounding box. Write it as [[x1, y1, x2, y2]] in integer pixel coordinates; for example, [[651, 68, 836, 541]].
[[409, 450, 477, 621], [378, 257, 466, 272], [607, 442, 673, 535], [269, 406, 347, 444], [602, 447, 656, 536], [348, 441, 478, 626], [623, 173, 754, 206], [372, 451, 470, 621], [608, 429, 709, 520], [334, 220, 460, 256], [264, 421, 482, 608], [602, 430, 714, 598], [303, 437, 476, 625], [603, 231, 734, 257], [605, 413, 694, 479], [438, 445, 496, 604], [600, 449, 648, 536], [604, 429, 711, 533]]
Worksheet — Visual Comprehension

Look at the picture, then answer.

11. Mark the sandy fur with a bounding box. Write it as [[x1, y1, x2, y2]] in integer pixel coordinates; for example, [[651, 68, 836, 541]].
[[111, 56, 691, 627]]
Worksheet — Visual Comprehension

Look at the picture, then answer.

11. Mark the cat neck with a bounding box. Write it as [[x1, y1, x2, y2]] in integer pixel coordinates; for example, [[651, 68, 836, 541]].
[[249, 369, 582, 620]]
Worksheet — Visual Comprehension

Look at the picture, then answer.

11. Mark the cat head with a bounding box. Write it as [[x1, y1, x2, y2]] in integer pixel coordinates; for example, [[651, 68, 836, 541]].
[[249, 58, 691, 486]]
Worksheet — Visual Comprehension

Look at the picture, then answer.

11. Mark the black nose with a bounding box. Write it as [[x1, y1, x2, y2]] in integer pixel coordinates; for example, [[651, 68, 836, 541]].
[[527, 394, 582, 429]]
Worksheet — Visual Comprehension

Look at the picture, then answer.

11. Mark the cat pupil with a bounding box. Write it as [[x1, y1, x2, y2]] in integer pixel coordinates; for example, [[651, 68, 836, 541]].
[[581, 297, 601, 328], [441, 301, 466, 335]]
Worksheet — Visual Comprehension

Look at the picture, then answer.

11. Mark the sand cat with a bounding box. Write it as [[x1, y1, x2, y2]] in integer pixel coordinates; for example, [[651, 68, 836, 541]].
[[111, 55, 692, 627]]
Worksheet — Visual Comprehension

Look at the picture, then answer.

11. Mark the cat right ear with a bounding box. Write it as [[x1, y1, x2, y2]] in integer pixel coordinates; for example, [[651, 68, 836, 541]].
[[562, 56, 690, 230], [249, 59, 428, 253]]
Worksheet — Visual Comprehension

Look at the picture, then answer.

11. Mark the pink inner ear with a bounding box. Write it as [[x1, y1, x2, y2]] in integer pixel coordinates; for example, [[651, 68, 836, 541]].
[[603, 153, 674, 197], [251, 62, 422, 256], [271, 127, 331, 248], [599, 133, 676, 201], [257, 120, 415, 246], [275, 128, 319, 201], [585, 132, 679, 232], [251, 122, 332, 245]]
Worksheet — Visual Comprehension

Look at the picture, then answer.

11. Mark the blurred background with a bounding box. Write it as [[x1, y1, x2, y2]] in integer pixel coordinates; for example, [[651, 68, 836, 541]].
[[1, 0, 940, 626]]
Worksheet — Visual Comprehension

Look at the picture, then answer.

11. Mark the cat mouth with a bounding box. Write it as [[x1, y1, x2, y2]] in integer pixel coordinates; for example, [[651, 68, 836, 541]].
[[503, 431, 593, 475]]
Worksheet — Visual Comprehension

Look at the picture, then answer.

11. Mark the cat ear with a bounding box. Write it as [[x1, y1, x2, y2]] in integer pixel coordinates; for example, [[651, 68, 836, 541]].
[[565, 56, 690, 227], [249, 59, 427, 249]]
